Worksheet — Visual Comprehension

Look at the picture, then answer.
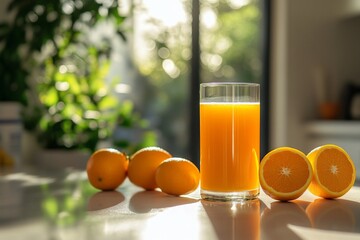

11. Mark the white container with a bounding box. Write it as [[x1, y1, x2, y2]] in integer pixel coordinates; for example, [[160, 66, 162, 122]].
[[0, 102, 22, 167]]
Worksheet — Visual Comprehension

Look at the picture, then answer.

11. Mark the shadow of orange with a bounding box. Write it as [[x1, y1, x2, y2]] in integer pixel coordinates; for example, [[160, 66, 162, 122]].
[[261, 201, 312, 240], [129, 190, 199, 214], [306, 198, 360, 233], [202, 199, 260, 240], [87, 191, 125, 211]]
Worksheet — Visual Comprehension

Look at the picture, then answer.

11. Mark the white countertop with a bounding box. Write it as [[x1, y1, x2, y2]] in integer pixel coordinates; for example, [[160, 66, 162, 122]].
[[0, 168, 359, 240]]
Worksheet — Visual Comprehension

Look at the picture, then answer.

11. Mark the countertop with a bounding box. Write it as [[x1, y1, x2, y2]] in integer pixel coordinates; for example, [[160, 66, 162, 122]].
[[0, 167, 359, 240]]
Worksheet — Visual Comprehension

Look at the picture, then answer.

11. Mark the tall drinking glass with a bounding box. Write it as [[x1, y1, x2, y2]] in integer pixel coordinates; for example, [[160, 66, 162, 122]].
[[200, 82, 260, 201]]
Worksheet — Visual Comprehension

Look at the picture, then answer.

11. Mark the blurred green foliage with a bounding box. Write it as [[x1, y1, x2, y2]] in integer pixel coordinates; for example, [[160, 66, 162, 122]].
[[135, 0, 261, 155], [0, 0, 125, 104], [0, 0, 156, 152], [35, 46, 119, 150], [201, 0, 261, 83], [113, 100, 157, 155]]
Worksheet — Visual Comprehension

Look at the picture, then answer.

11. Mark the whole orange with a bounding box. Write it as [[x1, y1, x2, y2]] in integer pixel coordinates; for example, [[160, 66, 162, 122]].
[[127, 146, 172, 190], [156, 157, 200, 196], [86, 148, 128, 191]]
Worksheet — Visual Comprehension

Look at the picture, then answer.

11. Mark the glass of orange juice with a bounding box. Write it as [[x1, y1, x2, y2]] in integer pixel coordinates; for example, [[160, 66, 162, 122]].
[[200, 82, 260, 201]]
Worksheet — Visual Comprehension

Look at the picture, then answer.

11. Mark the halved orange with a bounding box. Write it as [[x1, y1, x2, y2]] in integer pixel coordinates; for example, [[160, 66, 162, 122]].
[[259, 147, 313, 201], [307, 144, 356, 198]]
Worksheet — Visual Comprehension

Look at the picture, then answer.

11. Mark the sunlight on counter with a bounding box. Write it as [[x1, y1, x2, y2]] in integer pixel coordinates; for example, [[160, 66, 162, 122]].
[[141, 204, 202, 240], [0, 169, 359, 240]]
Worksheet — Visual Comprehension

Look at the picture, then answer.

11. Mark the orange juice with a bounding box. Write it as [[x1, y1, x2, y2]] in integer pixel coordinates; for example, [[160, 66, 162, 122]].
[[200, 102, 260, 192]]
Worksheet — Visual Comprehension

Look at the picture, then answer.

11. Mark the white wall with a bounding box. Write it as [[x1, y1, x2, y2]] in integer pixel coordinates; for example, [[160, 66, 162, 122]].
[[271, 0, 360, 150]]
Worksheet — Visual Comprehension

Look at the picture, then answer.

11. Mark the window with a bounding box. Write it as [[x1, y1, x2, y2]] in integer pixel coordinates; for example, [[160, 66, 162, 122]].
[[124, 0, 269, 164]]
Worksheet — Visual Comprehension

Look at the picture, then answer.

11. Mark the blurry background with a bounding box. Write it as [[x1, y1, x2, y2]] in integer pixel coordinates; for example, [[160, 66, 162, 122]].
[[271, 0, 360, 179], [0, 0, 359, 178], [0, 0, 265, 168]]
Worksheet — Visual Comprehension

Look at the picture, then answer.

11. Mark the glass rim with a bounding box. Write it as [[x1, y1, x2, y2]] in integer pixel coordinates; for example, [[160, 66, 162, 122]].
[[200, 82, 260, 87]]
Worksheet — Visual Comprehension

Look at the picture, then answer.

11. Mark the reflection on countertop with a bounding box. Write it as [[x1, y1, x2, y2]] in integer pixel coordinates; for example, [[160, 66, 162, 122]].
[[0, 168, 360, 240]]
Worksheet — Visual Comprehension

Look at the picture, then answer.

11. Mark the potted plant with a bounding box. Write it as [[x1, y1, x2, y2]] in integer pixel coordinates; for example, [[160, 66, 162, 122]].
[[32, 44, 118, 168], [0, 0, 156, 168]]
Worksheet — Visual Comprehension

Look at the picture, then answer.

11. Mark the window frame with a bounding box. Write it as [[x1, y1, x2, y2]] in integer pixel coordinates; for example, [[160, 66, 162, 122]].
[[189, 0, 271, 167]]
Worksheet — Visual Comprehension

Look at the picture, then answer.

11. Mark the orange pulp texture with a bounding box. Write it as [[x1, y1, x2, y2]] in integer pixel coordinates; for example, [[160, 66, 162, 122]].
[[307, 144, 356, 198], [200, 102, 260, 192], [259, 147, 313, 201]]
